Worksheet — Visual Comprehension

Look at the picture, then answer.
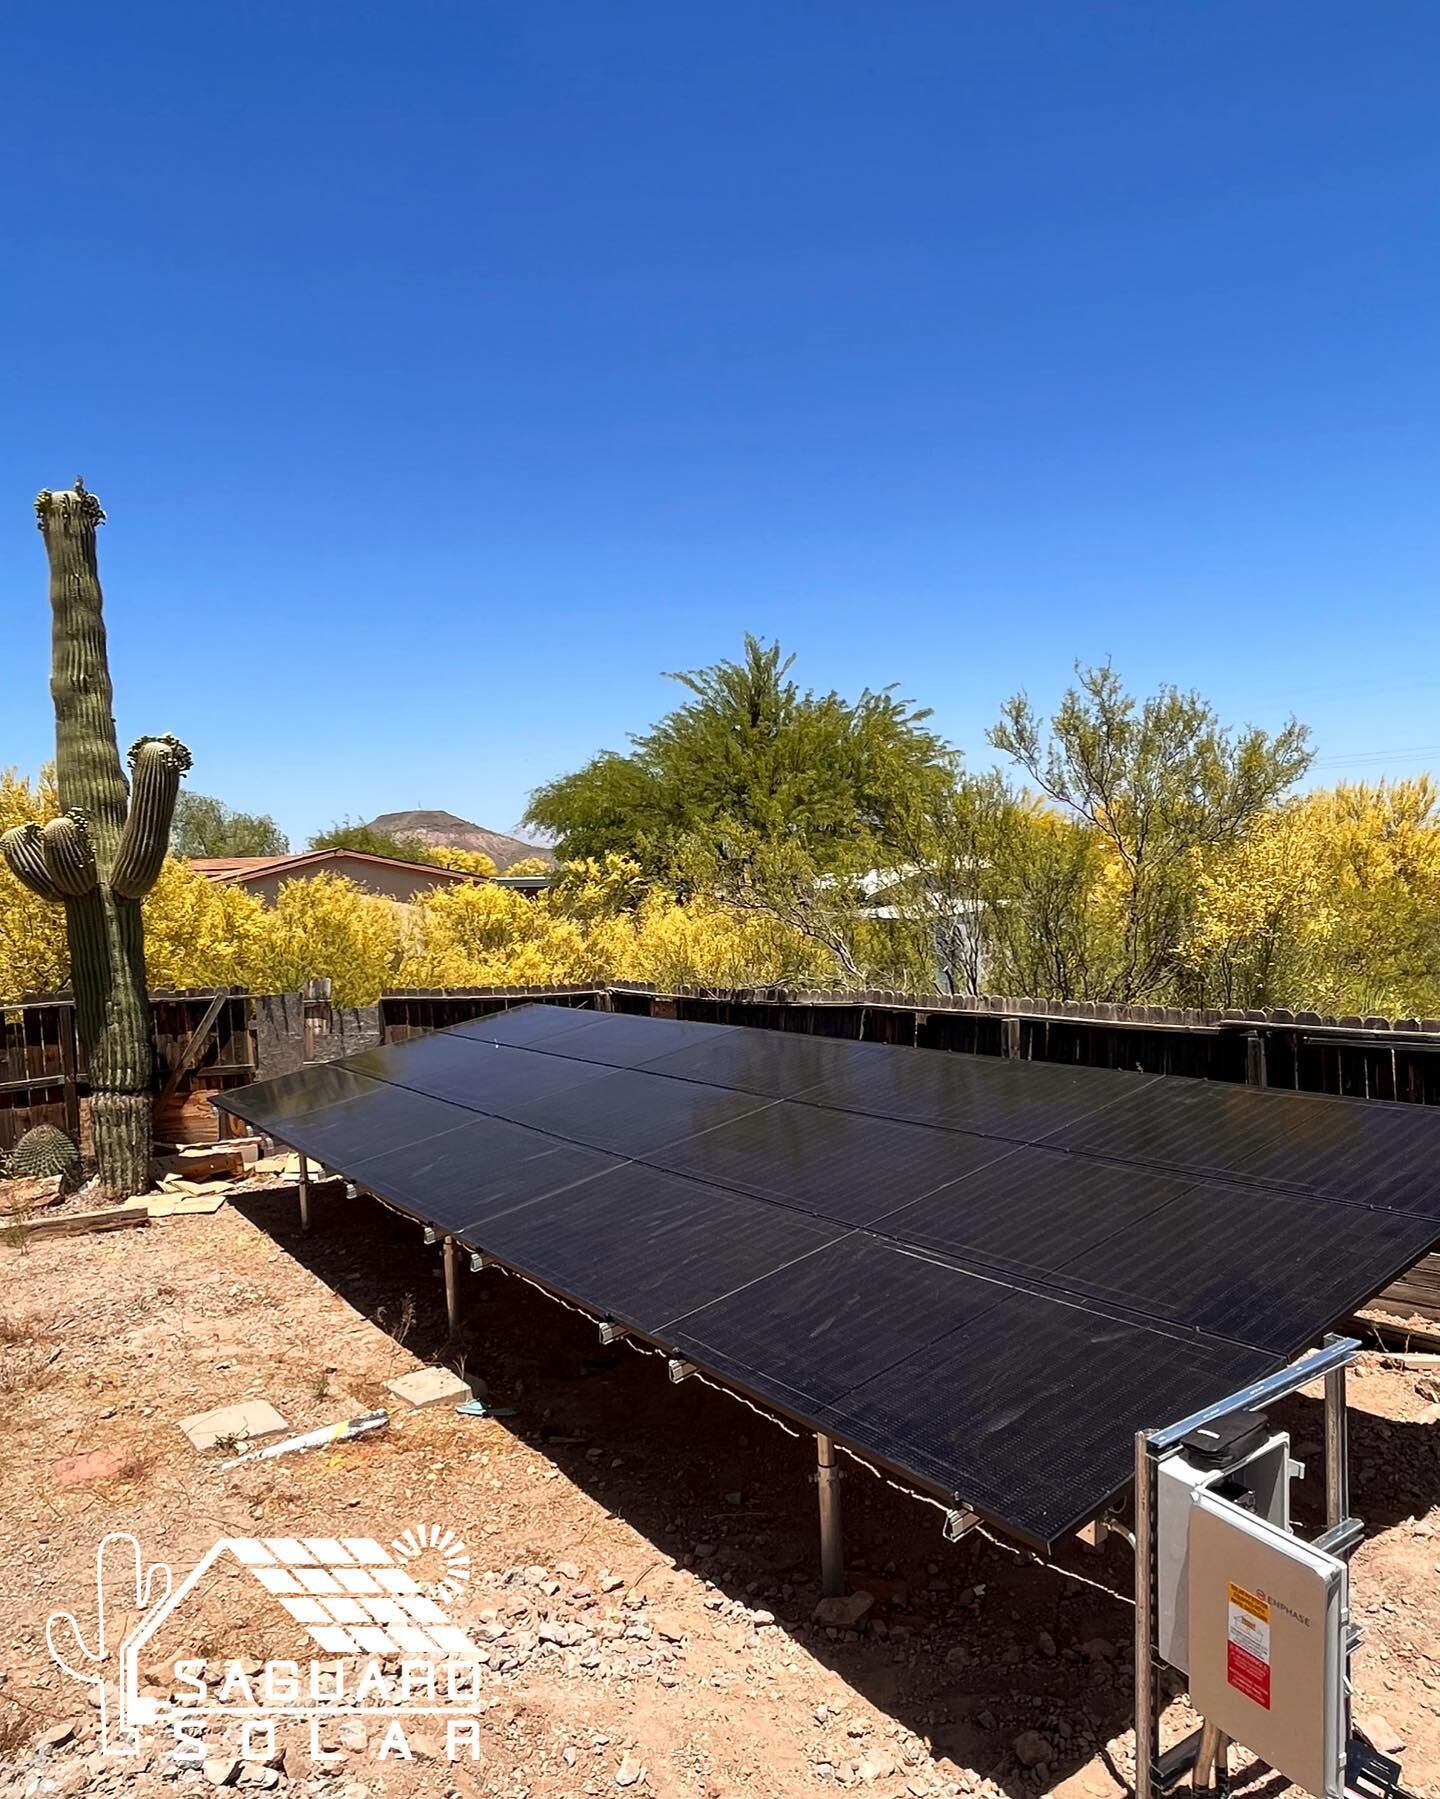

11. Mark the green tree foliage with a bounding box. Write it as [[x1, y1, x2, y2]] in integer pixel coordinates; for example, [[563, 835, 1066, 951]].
[[526, 636, 954, 880], [988, 663, 1312, 1002], [308, 819, 441, 863], [171, 791, 288, 858]]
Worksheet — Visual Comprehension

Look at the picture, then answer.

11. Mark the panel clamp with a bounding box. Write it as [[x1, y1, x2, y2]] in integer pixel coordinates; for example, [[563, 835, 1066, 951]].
[[943, 1507, 980, 1543]]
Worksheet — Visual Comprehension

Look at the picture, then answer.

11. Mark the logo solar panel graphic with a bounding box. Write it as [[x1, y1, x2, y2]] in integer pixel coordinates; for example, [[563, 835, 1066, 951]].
[[228, 1536, 479, 1657]]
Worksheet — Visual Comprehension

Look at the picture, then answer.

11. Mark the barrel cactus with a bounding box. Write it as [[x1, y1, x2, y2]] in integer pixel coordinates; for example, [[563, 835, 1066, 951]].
[[5, 1124, 83, 1193], [0, 484, 190, 1198]]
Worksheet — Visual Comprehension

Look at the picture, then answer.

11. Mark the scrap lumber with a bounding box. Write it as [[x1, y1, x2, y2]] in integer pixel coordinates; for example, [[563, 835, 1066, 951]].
[[6, 1203, 150, 1242]]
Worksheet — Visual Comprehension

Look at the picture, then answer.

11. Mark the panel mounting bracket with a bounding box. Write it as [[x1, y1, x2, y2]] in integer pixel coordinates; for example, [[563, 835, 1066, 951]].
[[943, 1507, 980, 1543], [469, 1251, 497, 1272], [668, 1357, 697, 1384], [599, 1322, 629, 1346]]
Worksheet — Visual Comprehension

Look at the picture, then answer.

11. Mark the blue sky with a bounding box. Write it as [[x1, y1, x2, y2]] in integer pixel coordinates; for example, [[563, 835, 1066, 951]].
[[3, 3, 1438, 848]]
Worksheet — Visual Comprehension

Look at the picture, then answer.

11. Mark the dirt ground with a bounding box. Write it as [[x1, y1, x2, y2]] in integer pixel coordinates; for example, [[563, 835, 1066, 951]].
[[1, 1183, 1437, 1798]]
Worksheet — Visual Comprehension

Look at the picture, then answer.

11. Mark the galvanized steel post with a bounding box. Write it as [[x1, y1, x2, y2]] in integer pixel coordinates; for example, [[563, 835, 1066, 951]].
[[816, 1432, 844, 1598], [1133, 1429, 1157, 1799], [444, 1235, 460, 1338]]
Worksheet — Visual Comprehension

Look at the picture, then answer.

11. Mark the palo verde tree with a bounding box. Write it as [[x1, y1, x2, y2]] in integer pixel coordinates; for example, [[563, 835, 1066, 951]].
[[990, 662, 1312, 1002], [1, 483, 191, 1197]]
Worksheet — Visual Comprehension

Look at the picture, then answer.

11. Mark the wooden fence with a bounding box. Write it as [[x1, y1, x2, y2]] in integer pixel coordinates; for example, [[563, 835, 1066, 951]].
[[11, 978, 1440, 1148], [7, 979, 1440, 1322]]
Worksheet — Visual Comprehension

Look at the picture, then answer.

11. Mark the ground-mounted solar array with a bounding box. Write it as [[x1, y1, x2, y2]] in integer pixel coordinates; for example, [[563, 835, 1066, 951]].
[[221, 1004, 1440, 1549]]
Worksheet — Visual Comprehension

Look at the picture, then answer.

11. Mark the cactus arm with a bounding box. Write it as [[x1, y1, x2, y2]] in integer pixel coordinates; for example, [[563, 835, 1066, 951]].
[[42, 811, 99, 897], [1, 821, 65, 901], [45, 1609, 103, 1687], [111, 736, 190, 900]]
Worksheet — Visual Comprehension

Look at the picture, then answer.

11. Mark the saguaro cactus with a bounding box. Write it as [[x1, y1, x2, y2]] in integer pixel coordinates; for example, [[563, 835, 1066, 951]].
[[1, 483, 190, 1198]]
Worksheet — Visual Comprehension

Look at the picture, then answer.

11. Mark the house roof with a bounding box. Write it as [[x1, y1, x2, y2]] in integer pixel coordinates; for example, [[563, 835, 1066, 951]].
[[188, 849, 480, 886]]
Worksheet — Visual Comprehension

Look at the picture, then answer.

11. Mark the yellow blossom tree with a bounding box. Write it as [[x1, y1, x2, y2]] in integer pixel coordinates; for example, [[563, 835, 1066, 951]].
[[0, 768, 67, 998], [427, 846, 498, 878]]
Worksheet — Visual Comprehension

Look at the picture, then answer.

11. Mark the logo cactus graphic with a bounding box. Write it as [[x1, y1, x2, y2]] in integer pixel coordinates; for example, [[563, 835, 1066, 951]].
[[46, 1533, 172, 1755]]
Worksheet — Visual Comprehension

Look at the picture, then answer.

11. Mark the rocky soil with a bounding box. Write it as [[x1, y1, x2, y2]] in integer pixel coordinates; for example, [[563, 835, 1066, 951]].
[[1, 1183, 1437, 1797]]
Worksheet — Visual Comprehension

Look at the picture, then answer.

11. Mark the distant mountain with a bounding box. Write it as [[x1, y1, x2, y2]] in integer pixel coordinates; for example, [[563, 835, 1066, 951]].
[[364, 810, 554, 872]]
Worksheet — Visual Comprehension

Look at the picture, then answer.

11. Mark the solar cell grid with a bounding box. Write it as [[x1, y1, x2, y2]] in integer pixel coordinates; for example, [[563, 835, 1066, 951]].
[[344, 1113, 625, 1237], [814, 1287, 1280, 1542], [647, 1102, 1020, 1227], [487, 1067, 775, 1157], [795, 1049, 1157, 1145], [463, 1161, 845, 1333], [870, 1148, 1194, 1283], [663, 1233, 1006, 1409]]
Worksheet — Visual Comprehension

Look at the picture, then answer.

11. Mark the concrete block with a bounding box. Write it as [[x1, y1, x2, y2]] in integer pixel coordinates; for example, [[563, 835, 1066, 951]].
[[179, 1400, 289, 1452], [384, 1366, 471, 1409]]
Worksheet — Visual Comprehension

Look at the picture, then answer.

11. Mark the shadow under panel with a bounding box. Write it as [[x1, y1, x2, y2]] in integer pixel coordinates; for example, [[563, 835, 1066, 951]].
[[648, 1103, 1020, 1227], [663, 1233, 1006, 1410], [343, 1031, 618, 1113], [816, 1288, 1279, 1548], [347, 1113, 625, 1236], [795, 1051, 1154, 1145], [492, 1069, 774, 1157], [872, 1149, 1194, 1281], [1061, 1182, 1440, 1353], [636, 1029, 893, 1098], [466, 1162, 844, 1334]]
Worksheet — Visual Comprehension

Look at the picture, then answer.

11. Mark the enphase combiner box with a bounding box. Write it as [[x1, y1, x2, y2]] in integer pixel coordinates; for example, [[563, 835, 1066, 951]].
[[1156, 1409, 1293, 1672], [1189, 1487, 1347, 1799]]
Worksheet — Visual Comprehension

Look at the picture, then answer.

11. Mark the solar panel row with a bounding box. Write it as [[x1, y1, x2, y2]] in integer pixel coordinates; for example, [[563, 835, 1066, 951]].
[[222, 1005, 1440, 1547]]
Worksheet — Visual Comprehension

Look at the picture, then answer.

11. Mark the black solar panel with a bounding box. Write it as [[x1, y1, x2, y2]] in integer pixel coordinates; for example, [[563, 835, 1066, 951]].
[[465, 1161, 845, 1330], [453, 1006, 727, 1067], [637, 1029, 892, 1098], [224, 1002, 1440, 1549], [797, 1049, 1157, 1145], [347, 1114, 624, 1237], [223, 1069, 476, 1170], [813, 1287, 1279, 1544], [1059, 1181, 1440, 1352], [649, 1103, 1020, 1227], [870, 1147, 1196, 1283], [344, 1030, 617, 1111], [664, 1233, 1007, 1409], [486, 1068, 775, 1158]]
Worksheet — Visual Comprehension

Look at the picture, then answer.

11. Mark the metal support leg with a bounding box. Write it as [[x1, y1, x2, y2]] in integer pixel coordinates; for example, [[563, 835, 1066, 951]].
[[1325, 1362, 1349, 1530], [1192, 1720, 1230, 1794], [443, 1236, 460, 1338], [1325, 1362, 1352, 1758], [816, 1433, 844, 1598], [1134, 1430, 1158, 1799], [297, 1153, 311, 1234]]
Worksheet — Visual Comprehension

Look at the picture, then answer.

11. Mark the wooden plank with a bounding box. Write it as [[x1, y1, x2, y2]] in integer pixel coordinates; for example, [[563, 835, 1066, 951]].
[[157, 992, 229, 1105], [5, 1203, 150, 1242]]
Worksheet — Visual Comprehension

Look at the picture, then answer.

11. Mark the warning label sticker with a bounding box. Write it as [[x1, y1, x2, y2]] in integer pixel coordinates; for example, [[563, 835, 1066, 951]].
[[1226, 1583, 1272, 1710]]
